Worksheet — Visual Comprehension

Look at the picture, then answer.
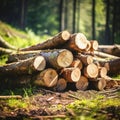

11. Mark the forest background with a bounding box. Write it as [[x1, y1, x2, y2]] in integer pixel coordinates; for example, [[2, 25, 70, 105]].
[[0, 0, 120, 45]]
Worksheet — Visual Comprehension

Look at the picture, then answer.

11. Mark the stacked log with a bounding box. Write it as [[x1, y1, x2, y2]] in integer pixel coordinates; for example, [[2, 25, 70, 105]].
[[0, 31, 120, 91]]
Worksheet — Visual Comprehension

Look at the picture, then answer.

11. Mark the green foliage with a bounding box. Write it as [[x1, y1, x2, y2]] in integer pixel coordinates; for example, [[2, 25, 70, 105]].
[[6, 99, 28, 109]]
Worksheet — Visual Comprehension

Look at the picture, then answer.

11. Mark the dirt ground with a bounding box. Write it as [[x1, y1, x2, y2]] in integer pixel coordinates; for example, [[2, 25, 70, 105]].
[[0, 86, 120, 120]]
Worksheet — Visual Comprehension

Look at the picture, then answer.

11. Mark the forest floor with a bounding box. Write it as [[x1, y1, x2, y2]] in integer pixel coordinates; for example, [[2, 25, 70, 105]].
[[0, 85, 120, 120]]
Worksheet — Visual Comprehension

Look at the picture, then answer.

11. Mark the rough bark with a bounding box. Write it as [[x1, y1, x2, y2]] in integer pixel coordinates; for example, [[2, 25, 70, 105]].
[[99, 58, 120, 75], [64, 33, 89, 52], [21, 31, 71, 51], [7, 50, 42, 63], [61, 67, 81, 82], [40, 49, 73, 69], [98, 45, 120, 57], [0, 56, 46, 76], [83, 63, 98, 78], [8, 49, 73, 69], [75, 76, 89, 90], [94, 51, 119, 59], [33, 68, 58, 87]]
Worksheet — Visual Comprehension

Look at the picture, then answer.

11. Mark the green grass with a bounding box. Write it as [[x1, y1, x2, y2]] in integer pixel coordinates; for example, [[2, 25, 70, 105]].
[[0, 21, 51, 65]]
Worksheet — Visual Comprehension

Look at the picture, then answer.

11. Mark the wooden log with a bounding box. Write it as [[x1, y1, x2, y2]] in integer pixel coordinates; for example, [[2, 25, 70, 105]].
[[70, 58, 83, 70], [90, 40, 99, 51], [64, 33, 88, 52], [98, 45, 120, 57], [99, 58, 120, 75], [0, 56, 46, 76], [39, 49, 73, 69], [21, 31, 71, 51], [83, 63, 98, 78], [94, 51, 119, 59], [105, 79, 120, 89], [77, 54, 93, 65], [85, 41, 91, 51], [98, 67, 107, 78], [8, 49, 73, 69], [33, 68, 58, 87], [61, 67, 81, 82], [7, 50, 42, 63], [0, 75, 32, 89], [89, 78, 106, 90], [75, 76, 89, 90], [53, 78, 67, 92]]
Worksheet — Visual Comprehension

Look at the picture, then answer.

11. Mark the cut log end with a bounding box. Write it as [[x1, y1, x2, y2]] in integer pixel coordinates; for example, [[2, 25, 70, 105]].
[[99, 67, 107, 78], [97, 78, 106, 90], [34, 68, 58, 87], [71, 68, 81, 82], [90, 40, 99, 51], [84, 63, 98, 78], [75, 33, 88, 50], [61, 31, 71, 40], [33, 56, 46, 71], [57, 49, 73, 68], [76, 76, 89, 90], [54, 78, 67, 91]]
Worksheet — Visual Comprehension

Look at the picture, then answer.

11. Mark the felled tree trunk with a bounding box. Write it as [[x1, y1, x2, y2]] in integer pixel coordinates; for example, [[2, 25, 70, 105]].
[[61, 67, 81, 82], [83, 63, 98, 78], [21, 31, 71, 51], [75, 76, 89, 90], [77, 54, 93, 65], [70, 58, 83, 70], [39, 49, 73, 69], [98, 45, 120, 57], [99, 58, 120, 75], [64, 33, 89, 52], [90, 40, 99, 51], [7, 50, 42, 63], [0, 56, 46, 76], [33, 68, 58, 87], [89, 78, 106, 90], [7, 49, 73, 69], [53, 78, 67, 92]]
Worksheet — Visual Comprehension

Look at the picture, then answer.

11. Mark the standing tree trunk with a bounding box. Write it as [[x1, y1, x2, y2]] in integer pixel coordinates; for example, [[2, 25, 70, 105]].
[[92, 0, 96, 39], [73, 0, 77, 33]]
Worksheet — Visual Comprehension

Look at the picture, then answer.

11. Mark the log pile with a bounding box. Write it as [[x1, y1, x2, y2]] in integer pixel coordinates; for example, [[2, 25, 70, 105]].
[[0, 31, 120, 91]]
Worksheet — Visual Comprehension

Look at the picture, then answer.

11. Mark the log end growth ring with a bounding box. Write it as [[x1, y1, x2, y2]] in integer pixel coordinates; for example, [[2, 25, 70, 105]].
[[71, 68, 81, 82], [75, 33, 88, 50], [57, 50, 73, 68], [43, 68, 58, 87], [61, 31, 71, 40], [33, 56, 46, 71]]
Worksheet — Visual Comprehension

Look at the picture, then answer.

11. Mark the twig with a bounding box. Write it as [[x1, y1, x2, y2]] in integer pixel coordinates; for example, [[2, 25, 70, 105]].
[[0, 95, 22, 99]]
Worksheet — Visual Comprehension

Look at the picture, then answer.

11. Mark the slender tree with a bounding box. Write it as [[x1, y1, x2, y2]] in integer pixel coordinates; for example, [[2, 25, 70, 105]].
[[73, 0, 77, 33], [92, 0, 96, 39], [105, 0, 111, 45]]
